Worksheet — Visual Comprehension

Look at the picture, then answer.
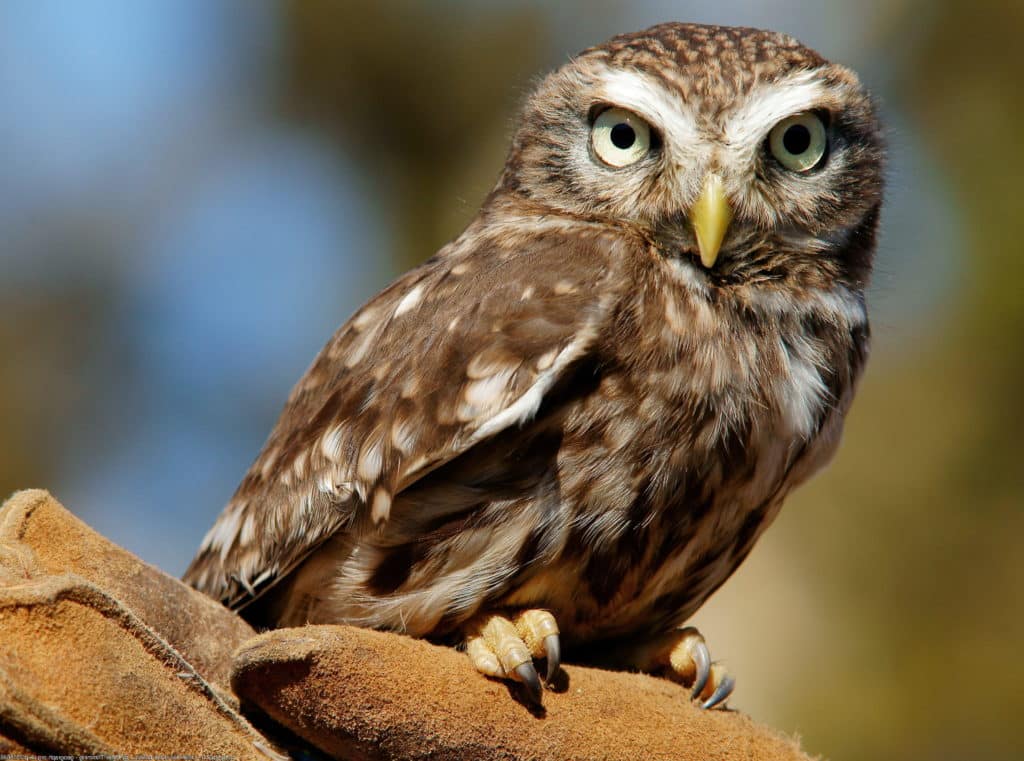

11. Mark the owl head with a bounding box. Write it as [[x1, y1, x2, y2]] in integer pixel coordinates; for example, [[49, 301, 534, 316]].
[[496, 23, 884, 290]]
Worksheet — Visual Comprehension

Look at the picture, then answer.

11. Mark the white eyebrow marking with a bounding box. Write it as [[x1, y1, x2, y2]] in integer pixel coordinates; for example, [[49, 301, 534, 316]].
[[595, 66, 704, 163], [724, 69, 828, 156]]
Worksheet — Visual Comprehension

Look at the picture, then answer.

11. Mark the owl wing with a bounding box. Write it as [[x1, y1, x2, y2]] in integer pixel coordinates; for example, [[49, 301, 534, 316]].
[[183, 224, 634, 610]]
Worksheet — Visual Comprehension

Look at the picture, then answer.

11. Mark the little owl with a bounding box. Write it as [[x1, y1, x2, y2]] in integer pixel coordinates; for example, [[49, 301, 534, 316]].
[[185, 22, 883, 709]]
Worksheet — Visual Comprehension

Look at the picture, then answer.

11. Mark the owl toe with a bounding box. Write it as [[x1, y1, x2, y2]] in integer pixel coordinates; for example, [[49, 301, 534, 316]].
[[463, 609, 562, 705]]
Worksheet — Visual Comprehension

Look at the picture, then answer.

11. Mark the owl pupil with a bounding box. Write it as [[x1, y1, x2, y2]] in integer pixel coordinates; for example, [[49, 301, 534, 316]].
[[783, 124, 811, 155], [610, 123, 636, 150]]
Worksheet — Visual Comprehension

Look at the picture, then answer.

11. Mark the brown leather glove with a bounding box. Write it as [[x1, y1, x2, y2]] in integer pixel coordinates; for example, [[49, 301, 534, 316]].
[[0, 490, 281, 758], [232, 624, 815, 761]]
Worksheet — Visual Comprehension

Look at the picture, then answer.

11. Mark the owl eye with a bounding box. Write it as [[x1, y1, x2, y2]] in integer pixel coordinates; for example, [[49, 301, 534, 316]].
[[768, 112, 828, 172], [591, 107, 652, 168]]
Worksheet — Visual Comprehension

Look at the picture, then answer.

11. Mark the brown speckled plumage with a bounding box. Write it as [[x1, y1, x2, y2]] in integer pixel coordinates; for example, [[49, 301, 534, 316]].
[[185, 22, 883, 697]]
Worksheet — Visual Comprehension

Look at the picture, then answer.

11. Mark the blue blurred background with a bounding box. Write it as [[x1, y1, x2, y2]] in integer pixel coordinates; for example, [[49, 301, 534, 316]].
[[1, 1, 1020, 759]]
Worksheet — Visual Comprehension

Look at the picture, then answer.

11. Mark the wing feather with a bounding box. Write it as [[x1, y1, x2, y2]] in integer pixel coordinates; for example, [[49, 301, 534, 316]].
[[183, 221, 633, 609]]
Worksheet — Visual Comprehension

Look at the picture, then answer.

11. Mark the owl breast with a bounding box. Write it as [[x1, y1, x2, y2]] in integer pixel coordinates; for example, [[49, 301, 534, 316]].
[[500, 269, 867, 643]]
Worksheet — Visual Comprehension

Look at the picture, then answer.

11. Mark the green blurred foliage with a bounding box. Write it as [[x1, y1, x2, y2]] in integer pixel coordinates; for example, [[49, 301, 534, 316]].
[[0, 281, 110, 496], [279, 0, 550, 268]]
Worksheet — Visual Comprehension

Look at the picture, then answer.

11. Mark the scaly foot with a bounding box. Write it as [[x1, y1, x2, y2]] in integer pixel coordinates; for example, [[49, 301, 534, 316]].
[[464, 609, 560, 705]]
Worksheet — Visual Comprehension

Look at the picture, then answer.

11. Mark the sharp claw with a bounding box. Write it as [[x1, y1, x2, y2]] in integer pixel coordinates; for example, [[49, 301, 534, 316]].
[[690, 640, 711, 699], [543, 634, 561, 683], [701, 673, 736, 710], [515, 661, 543, 705]]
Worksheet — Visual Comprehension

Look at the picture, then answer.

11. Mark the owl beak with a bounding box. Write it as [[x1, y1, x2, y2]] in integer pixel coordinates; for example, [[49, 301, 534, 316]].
[[690, 173, 733, 269]]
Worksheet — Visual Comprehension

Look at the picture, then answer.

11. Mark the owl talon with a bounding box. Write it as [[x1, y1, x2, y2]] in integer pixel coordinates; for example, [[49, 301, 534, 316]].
[[689, 638, 711, 699], [516, 661, 543, 705], [700, 668, 736, 709], [543, 633, 561, 683]]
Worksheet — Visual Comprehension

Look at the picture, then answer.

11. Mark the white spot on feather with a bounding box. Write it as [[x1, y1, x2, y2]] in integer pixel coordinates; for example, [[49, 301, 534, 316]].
[[239, 513, 256, 546], [371, 488, 392, 524], [776, 337, 828, 439], [395, 285, 424, 317], [460, 368, 516, 421], [204, 508, 243, 561], [352, 307, 378, 331], [357, 438, 384, 481], [400, 375, 420, 398], [464, 369, 514, 410], [467, 349, 518, 380], [345, 330, 376, 368], [390, 416, 419, 454], [292, 449, 309, 479], [664, 296, 687, 335], [259, 448, 280, 480], [536, 349, 558, 371], [320, 424, 347, 463]]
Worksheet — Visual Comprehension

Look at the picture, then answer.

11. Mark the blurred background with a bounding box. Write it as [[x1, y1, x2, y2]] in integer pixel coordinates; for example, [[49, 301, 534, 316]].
[[0, 1, 1020, 758]]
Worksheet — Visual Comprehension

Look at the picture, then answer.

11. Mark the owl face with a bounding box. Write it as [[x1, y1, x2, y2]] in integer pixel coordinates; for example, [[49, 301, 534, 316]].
[[501, 23, 883, 287]]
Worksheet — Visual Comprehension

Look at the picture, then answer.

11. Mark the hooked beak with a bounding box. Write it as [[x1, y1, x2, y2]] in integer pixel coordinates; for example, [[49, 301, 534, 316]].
[[689, 173, 733, 269]]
